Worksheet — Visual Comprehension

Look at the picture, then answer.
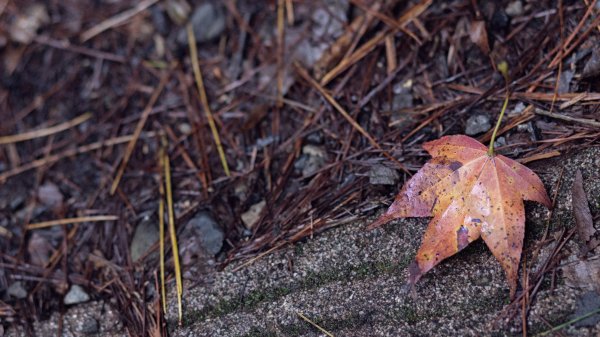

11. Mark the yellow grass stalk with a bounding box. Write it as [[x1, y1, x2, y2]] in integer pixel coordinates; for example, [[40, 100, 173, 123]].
[[186, 23, 231, 177], [162, 136, 183, 324]]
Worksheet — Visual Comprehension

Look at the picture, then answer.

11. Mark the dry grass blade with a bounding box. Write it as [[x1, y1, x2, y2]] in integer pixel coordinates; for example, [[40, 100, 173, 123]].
[[80, 0, 159, 42], [295, 64, 409, 174], [0, 112, 91, 145], [26, 215, 118, 230], [186, 23, 231, 177], [110, 73, 168, 195], [162, 136, 183, 325], [297, 312, 334, 337]]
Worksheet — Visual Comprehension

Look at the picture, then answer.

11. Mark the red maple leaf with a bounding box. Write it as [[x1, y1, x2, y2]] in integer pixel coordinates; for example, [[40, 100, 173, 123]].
[[369, 135, 551, 297]]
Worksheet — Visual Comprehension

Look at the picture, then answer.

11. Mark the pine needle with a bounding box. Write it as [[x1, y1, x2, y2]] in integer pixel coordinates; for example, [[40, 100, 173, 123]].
[[186, 23, 231, 177], [26, 215, 118, 230], [80, 0, 159, 42], [297, 312, 334, 337], [158, 142, 167, 315], [162, 135, 183, 325], [0, 112, 92, 145], [110, 74, 169, 195]]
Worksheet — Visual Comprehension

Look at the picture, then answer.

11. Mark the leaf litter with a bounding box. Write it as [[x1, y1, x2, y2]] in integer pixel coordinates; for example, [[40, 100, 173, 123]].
[[1, 0, 600, 335]]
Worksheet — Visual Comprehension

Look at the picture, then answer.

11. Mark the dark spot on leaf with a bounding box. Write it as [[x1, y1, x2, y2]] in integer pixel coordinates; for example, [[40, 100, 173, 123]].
[[457, 226, 469, 250], [449, 161, 462, 171], [429, 197, 438, 213]]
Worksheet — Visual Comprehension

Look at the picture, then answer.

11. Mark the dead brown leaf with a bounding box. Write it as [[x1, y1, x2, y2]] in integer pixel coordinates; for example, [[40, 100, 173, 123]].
[[563, 258, 600, 294], [572, 169, 599, 256], [469, 20, 490, 55]]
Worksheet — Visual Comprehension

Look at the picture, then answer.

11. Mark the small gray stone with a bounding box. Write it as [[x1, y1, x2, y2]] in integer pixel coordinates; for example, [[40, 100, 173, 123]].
[[188, 212, 224, 255], [368, 165, 400, 185], [177, 2, 225, 45], [306, 131, 324, 145], [78, 317, 99, 335], [572, 291, 600, 327], [241, 200, 266, 230], [583, 48, 600, 79], [465, 114, 491, 135], [9, 4, 49, 44], [302, 144, 326, 158], [64, 285, 90, 305], [508, 102, 526, 117], [7, 282, 27, 299], [558, 70, 574, 94], [130, 215, 159, 262], [493, 136, 507, 149], [295, 145, 327, 177], [505, 1, 524, 17], [311, 0, 348, 38], [37, 182, 63, 209], [391, 93, 413, 111]]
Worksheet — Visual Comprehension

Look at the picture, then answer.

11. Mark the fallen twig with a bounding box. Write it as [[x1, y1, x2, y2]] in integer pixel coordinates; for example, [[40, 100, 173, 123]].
[[534, 109, 600, 128]]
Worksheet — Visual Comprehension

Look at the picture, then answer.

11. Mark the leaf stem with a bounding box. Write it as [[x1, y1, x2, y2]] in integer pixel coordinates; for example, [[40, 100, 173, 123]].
[[488, 61, 511, 156], [487, 92, 510, 156]]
